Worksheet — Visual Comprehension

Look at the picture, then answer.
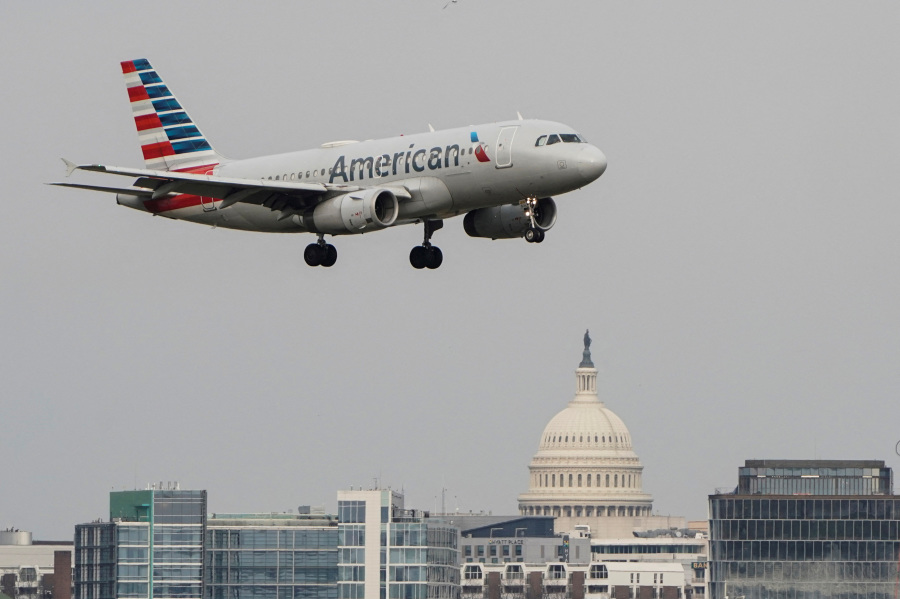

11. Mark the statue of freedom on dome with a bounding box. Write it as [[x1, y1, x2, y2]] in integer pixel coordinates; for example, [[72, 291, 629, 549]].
[[580, 329, 594, 368]]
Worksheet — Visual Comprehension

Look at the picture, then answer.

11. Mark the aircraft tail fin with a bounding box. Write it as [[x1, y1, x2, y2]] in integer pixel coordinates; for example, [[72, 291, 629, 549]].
[[121, 59, 225, 173]]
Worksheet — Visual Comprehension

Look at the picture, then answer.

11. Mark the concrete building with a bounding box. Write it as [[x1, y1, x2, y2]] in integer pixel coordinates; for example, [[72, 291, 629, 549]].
[[459, 560, 685, 599], [205, 510, 338, 599], [336, 489, 459, 599], [0, 530, 72, 599], [517, 332, 685, 538], [708, 459, 900, 598], [74, 486, 206, 599]]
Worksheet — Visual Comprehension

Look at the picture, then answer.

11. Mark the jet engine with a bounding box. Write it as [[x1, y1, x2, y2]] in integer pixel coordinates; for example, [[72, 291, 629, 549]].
[[463, 197, 557, 239], [303, 188, 399, 234]]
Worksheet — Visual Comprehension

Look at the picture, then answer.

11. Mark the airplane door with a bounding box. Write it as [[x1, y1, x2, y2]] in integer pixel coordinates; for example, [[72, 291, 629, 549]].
[[495, 126, 518, 169]]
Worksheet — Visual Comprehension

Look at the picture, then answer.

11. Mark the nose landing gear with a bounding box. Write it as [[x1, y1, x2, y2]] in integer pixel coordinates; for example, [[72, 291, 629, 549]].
[[523, 197, 546, 243], [304, 235, 337, 267], [410, 219, 444, 269]]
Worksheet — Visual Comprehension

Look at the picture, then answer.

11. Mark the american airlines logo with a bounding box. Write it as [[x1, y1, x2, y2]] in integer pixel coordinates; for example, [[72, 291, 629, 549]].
[[329, 133, 489, 184]]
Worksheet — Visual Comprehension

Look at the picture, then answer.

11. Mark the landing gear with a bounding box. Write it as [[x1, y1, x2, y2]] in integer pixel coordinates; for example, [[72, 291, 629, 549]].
[[410, 219, 444, 269], [410, 245, 443, 269], [304, 236, 337, 267], [524, 227, 545, 243], [523, 197, 546, 243]]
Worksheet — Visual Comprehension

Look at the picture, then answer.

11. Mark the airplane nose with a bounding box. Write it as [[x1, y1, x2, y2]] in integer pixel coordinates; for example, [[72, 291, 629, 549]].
[[578, 145, 607, 183]]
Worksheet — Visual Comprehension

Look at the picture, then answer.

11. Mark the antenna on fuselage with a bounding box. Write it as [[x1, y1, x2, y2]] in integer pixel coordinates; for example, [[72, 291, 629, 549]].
[[428, 124, 435, 132], [516, 111, 524, 121]]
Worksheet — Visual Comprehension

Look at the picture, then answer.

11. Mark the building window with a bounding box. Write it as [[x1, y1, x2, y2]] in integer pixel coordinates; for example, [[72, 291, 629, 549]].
[[606, 474, 610, 487], [590, 565, 608, 579], [587, 474, 592, 487], [569, 474, 573, 487], [578, 474, 582, 487]]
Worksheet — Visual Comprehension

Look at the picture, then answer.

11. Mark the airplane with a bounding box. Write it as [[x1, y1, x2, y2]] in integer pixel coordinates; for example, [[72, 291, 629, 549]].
[[54, 59, 607, 269]]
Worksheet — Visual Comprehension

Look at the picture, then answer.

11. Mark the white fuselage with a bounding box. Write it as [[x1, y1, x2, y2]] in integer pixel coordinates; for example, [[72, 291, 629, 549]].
[[147, 119, 606, 233]]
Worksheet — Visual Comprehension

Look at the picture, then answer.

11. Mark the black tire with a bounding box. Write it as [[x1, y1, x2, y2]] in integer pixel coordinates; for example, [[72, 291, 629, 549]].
[[534, 228, 545, 243], [410, 246, 428, 269], [321, 244, 338, 267], [304, 244, 323, 267], [524, 228, 537, 243], [425, 246, 443, 269]]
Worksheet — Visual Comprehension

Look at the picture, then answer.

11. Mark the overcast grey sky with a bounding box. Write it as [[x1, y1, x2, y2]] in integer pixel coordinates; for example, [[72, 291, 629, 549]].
[[2, 1, 898, 540]]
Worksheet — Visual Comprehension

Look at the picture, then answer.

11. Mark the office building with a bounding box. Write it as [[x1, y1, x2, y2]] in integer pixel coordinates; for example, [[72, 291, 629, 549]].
[[74, 486, 206, 599], [708, 459, 900, 598], [0, 530, 72, 599], [205, 510, 338, 599], [336, 489, 459, 599]]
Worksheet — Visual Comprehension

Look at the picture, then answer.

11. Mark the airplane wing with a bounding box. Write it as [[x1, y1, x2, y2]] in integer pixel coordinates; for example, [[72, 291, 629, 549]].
[[52, 162, 412, 215]]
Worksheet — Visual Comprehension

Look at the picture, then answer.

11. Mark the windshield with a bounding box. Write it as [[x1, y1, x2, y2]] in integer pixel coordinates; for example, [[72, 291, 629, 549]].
[[535, 133, 585, 146]]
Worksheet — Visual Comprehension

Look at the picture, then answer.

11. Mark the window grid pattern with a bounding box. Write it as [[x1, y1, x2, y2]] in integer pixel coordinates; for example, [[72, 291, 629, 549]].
[[205, 528, 338, 599], [709, 496, 900, 598]]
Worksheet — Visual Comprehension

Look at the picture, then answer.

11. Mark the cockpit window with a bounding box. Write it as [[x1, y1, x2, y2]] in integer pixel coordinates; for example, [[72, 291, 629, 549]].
[[546, 134, 561, 145], [535, 135, 547, 147], [560, 133, 585, 143]]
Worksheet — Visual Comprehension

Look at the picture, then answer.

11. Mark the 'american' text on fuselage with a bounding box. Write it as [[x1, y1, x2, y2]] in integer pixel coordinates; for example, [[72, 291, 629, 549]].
[[329, 143, 464, 184]]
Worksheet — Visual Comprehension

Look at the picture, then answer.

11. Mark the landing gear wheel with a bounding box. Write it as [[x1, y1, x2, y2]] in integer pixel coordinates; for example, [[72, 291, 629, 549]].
[[410, 246, 428, 269], [524, 227, 541, 243], [425, 246, 443, 269], [533, 228, 545, 243], [304, 243, 323, 266], [411, 219, 444, 270], [321, 244, 338, 267]]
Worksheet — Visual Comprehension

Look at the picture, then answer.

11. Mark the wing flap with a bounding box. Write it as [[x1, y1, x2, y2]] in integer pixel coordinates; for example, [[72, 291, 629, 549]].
[[48, 182, 153, 197], [75, 163, 328, 194]]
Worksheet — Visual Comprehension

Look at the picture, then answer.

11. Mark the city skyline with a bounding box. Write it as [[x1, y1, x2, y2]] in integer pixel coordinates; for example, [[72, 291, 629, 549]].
[[2, 1, 898, 540]]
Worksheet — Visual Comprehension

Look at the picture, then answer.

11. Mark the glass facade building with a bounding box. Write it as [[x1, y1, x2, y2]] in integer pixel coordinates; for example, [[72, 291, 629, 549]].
[[75, 522, 116, 599], [708, 460, 900, 599], [205, 513, 338, 599], [74, 489, 206, 599], [336, 490, 459, 599]]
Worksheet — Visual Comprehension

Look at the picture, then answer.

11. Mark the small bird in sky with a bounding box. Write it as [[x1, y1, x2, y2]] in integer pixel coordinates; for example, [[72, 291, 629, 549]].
[[443, 0, 458, 9]]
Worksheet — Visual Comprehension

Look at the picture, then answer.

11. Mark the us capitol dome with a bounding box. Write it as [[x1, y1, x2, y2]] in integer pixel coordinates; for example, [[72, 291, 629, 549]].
[[518, 331, 677, 537]]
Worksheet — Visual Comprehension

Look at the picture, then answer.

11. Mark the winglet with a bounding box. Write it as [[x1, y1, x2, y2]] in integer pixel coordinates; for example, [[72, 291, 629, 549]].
[[62, 158, 78, 177]]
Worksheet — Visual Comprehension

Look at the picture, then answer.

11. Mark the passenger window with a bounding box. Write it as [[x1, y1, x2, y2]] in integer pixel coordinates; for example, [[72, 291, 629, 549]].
[[275, 175, 280, 180], [535, 136, 547, 147], [314, 170, 318, 177], [546, 134, 561, 145], [283, 173, 288, 180], [306, 171, 310, 177], [290, 173, 295, 180]]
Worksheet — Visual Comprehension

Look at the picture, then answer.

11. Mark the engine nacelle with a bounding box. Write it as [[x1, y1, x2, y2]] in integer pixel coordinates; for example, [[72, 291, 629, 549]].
[[304, 188, 399, 234], [463, 197, 557, 239]]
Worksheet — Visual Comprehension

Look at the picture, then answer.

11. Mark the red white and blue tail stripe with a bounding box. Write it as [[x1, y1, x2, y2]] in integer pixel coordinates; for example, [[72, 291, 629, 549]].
[[121, 58, 224, 173]]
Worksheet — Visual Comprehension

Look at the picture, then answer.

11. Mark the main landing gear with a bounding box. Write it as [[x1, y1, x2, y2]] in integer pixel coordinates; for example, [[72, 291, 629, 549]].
[[304, 235, 337, 267], [523, 197, 546, 243], [410, 219, 444, 270]]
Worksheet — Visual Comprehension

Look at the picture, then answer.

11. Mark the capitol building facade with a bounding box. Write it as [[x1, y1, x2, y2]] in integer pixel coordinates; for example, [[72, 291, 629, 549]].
[[517, 332, 685, 538]]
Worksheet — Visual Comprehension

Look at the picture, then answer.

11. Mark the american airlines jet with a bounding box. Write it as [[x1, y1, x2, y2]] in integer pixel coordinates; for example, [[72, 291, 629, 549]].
[[55, 59, 607, 269]]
